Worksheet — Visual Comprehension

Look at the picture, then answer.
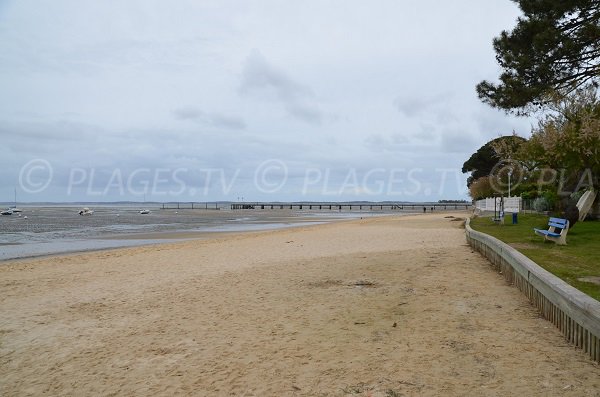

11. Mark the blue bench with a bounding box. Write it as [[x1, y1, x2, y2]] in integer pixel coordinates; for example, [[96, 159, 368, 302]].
[[534, 217, 569, 245]]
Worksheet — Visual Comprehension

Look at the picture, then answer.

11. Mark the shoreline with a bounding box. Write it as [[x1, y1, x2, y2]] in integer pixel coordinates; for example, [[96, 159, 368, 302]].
[[1, 209, 422, 263], [0, 212, 396, 264], [0, 219, 342, 264], [0, 210, 386, 262], [2, 212, 598, 395]]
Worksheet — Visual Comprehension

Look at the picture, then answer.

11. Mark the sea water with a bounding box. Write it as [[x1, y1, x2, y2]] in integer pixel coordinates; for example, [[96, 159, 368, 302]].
[[0, 204, 401, 261]]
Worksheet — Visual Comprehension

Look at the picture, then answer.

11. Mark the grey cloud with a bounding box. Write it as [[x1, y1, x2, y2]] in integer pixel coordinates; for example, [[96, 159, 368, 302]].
[[0, 1, 531, 202], [474, 107, 532, 138], [173, 107, 204, 120], [239, 50, 323, 125], [286, 104, 323, 125], [435, 109, 459, 123], [173, 107, 246, 130], [0, 120, 101, 162], [391, 133, 410, 144], [0, 119, 316, 200], [364, 132, 432, 153], [1, 37, 214, 75], [208, 113, 246, 130], [393, 93, 453, 118], [69, 37, 213, 68], [413, 123, 436, 140], [364, 134, 387, 151], [439, 129, 478, 153], [394, 97, 429, 117]]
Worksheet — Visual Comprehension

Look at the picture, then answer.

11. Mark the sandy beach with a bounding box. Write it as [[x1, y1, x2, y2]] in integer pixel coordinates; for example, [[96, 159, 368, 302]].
[[1, 213, 598, 396]]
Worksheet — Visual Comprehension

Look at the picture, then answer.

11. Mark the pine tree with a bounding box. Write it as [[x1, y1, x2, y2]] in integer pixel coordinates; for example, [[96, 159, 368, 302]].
[[477, 0, 600, 113]]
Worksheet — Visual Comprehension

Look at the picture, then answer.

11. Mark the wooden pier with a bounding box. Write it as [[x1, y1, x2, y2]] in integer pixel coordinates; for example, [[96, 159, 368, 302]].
[[160, 202, 220, 210], [230, 202, 470, 211], [159, 201, 471, 211]]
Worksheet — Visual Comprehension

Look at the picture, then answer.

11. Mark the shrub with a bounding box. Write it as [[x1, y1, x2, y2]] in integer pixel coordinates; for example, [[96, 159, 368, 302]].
[[533, 197, 551, 212]]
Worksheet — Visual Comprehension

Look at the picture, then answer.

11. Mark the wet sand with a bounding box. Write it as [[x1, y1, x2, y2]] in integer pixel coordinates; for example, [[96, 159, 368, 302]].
[[0, 206, 385, 261], [1, 213, 598, 396]]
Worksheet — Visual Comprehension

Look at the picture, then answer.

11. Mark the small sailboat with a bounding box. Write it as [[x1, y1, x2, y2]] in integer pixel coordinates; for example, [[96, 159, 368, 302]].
[[10, 188, 23, 213], [139, 193, 150, 214]]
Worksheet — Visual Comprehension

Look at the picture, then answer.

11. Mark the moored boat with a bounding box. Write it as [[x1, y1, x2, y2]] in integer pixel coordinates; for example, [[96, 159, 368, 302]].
[[10, 189, 22, 213], [78, 207, 94, 216]]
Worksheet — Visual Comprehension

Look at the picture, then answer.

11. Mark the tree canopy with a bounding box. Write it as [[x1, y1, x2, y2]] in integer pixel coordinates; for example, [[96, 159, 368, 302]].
[[462, 135, 526, 187], [527, 85, 600, 189], [476, 0, 600, 112]]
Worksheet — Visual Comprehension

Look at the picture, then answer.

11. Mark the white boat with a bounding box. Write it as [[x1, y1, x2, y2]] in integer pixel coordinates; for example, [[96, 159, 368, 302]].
[[78, 207, 94, 216], [10, 188, 22, 212], [139, 194, 150, 214], [1, 208, 13, 216]]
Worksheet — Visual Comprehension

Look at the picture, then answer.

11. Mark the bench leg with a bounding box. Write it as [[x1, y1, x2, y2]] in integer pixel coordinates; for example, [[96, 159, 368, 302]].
[[545, 235, 567, 245]]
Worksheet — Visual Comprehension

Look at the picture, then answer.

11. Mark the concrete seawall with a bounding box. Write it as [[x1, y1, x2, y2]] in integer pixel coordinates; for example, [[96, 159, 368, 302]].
[[466, 218, 600, 363]]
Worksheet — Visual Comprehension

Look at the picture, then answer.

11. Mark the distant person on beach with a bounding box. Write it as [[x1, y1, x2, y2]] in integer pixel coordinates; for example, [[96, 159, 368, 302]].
[[423, 207, 426, 213]]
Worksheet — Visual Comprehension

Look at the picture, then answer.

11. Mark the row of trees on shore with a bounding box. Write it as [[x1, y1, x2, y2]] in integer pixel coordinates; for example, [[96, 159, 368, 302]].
[[464, 0, 599, 216]]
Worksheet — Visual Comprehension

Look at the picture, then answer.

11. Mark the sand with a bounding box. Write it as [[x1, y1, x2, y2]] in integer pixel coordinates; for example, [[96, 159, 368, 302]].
[[1, 213, 598, 396]]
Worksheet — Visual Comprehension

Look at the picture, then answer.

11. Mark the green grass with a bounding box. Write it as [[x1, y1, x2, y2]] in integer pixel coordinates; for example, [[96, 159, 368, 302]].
[[470, 213, 600, 301]]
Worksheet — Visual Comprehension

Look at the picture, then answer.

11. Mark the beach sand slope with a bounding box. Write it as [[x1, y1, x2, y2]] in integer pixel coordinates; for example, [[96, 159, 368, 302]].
[[1, 213, 598, 396]]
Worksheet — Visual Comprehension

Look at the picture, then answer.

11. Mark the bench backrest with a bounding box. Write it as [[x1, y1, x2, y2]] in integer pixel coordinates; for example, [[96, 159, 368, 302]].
[[548, 217, 568, 229]]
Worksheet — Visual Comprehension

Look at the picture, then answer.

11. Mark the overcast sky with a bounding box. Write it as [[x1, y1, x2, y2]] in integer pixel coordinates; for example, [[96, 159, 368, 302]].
[[0, 0, 534, 203]]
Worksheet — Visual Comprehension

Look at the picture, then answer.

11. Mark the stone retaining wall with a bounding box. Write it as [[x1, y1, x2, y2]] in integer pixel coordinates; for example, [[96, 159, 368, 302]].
[[466, 218, 600, 363]]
